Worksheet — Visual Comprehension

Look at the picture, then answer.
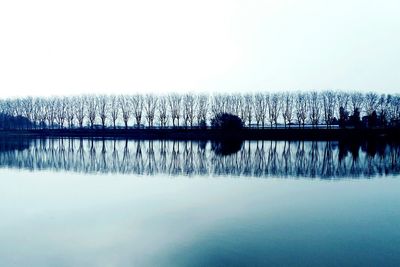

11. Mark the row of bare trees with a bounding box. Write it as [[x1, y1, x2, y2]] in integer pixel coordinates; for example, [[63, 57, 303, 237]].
[[0, 91, 399, 129]]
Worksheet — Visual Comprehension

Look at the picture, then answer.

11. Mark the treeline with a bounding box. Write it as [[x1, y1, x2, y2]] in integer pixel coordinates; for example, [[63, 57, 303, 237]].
[[0, 91, 399, 130]]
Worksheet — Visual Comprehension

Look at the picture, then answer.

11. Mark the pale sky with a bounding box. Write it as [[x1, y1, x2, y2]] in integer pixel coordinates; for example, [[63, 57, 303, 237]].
[[0, 0, 399, 98]]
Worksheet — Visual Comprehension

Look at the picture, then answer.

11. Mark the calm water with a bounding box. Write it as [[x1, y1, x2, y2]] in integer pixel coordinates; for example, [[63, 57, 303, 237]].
[[0, 138, 399, 266]]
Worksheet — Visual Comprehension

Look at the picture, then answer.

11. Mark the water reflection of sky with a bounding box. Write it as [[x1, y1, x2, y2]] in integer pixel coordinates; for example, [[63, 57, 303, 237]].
[[0, 170, 399, 267]]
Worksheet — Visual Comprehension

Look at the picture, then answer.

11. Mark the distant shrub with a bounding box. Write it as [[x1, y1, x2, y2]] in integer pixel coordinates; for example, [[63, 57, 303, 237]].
[[211, 113, 243, 130]]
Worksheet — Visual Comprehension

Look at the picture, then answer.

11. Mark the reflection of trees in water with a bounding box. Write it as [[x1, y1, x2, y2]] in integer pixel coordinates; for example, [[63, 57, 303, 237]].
[[267, 141, 279, 176], [0, 138, 400, 178], [254, 141, 266, 177], [169, 141, 181, 175], [183, 141, 195, 176], [295, 141, 306, 177], [308, 142, 319, 178], [321, 142, 335, 178], [196, 141, 208, 175]]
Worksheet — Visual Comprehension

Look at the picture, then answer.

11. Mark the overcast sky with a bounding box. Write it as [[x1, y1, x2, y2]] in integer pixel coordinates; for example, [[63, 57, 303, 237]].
[[0, 0, 399, 98]]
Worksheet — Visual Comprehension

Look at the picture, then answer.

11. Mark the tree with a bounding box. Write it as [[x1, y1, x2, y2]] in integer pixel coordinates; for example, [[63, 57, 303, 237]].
[[75, 96, 87, 128], [388, 95, 400, 124], [182, 93, 196, 128], [295, 92, 308, 127], [243, 93, 253, 127], [321, 91, 335, 127], [87, 96, 97, 128], [55, 97, 67, 129], [168, 93, 181, 127], [351, 92, 364, 117], [21, 97, 34, 129], [254, 93, 267, 128], [282, 92, 294, 127], [350, 108, 361, 128], [211, 113, 243, 130], [109, 95, 119, 129], [268, 93, 281, 127], [144, 94, 157, 127], [98, 95, 109, 129], [308, 92, 320, 127], [158, 95, 168, 128], [119, 95, 131, 129], [337, 92, 350, 113], [32, 97, 42, 129], [211, 94, 225, 117], [66, 97, 75, 128], [337, 92, 350, 128], [230, 94, 242, 116], [338, 106, 349, 128], [131, 94, 143, 127], [377, 94, 388, 127], [365, 92, 378, 116], [46, 98, 57, 129], [196, 94, 208, 127]]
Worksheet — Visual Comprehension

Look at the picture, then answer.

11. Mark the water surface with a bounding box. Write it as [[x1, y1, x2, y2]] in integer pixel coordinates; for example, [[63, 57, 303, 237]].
[[0, 138, 399, 266]]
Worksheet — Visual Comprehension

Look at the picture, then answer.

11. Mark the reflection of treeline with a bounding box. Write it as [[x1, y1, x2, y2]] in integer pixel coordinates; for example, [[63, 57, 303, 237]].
[[1, 91, 399, 130], [1, 139, 399, 178]]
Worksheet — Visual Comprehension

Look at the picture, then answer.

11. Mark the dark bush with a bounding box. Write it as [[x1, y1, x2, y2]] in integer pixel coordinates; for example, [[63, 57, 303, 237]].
[[210, 113, 243, 130]]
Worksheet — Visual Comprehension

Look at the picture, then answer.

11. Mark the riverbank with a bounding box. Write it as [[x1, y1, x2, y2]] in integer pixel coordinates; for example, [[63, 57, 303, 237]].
[[0, 128, 399, 141]]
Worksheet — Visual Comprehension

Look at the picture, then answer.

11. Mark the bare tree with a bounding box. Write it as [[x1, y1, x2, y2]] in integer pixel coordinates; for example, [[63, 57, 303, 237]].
[[97, 95, 109, 129], [119, 95, 131, 129], [168, 93, 181, 127], [75, 96, 87, 128], [230, 94, 241, 117], [365, 92, 378, 116], [87, 96, 97, 128], [21, 97, 34, 129], [393, 95, 400, 121], [223, 94, 235, 115], [158, 95, 168, 128], [32, 97, 43, 128], [131, 94, 143, 127], [321, 91, 336, 127], [183, 93, 196, 128], [388, 95, 400, 123], [254, 93, 267, 128], [268, 93, 281, 127], [337, 92, 350, 111], [211, 94, 225, 117], [244, 93, 253, 127], [377, 94, 390, 126], [196, 94, 208, 126], [46, 98, 57, 129], [109, 95, 119, 129], [351, 92, 364, 116], [55, 97, 67, 128], [295, 92, 308, 127], [308, 92, 320, 127], [66, 97, 75, 128], [144, 94, 157, 127], [282, 92, 294, 127]]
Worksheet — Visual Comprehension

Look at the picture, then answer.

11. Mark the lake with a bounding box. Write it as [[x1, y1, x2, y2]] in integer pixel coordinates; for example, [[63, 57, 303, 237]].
[[0, 138, 399, 266]]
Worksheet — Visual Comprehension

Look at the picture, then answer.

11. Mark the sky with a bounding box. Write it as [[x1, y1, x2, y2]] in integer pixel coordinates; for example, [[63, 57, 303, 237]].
[[0, 0, 399, 98]]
